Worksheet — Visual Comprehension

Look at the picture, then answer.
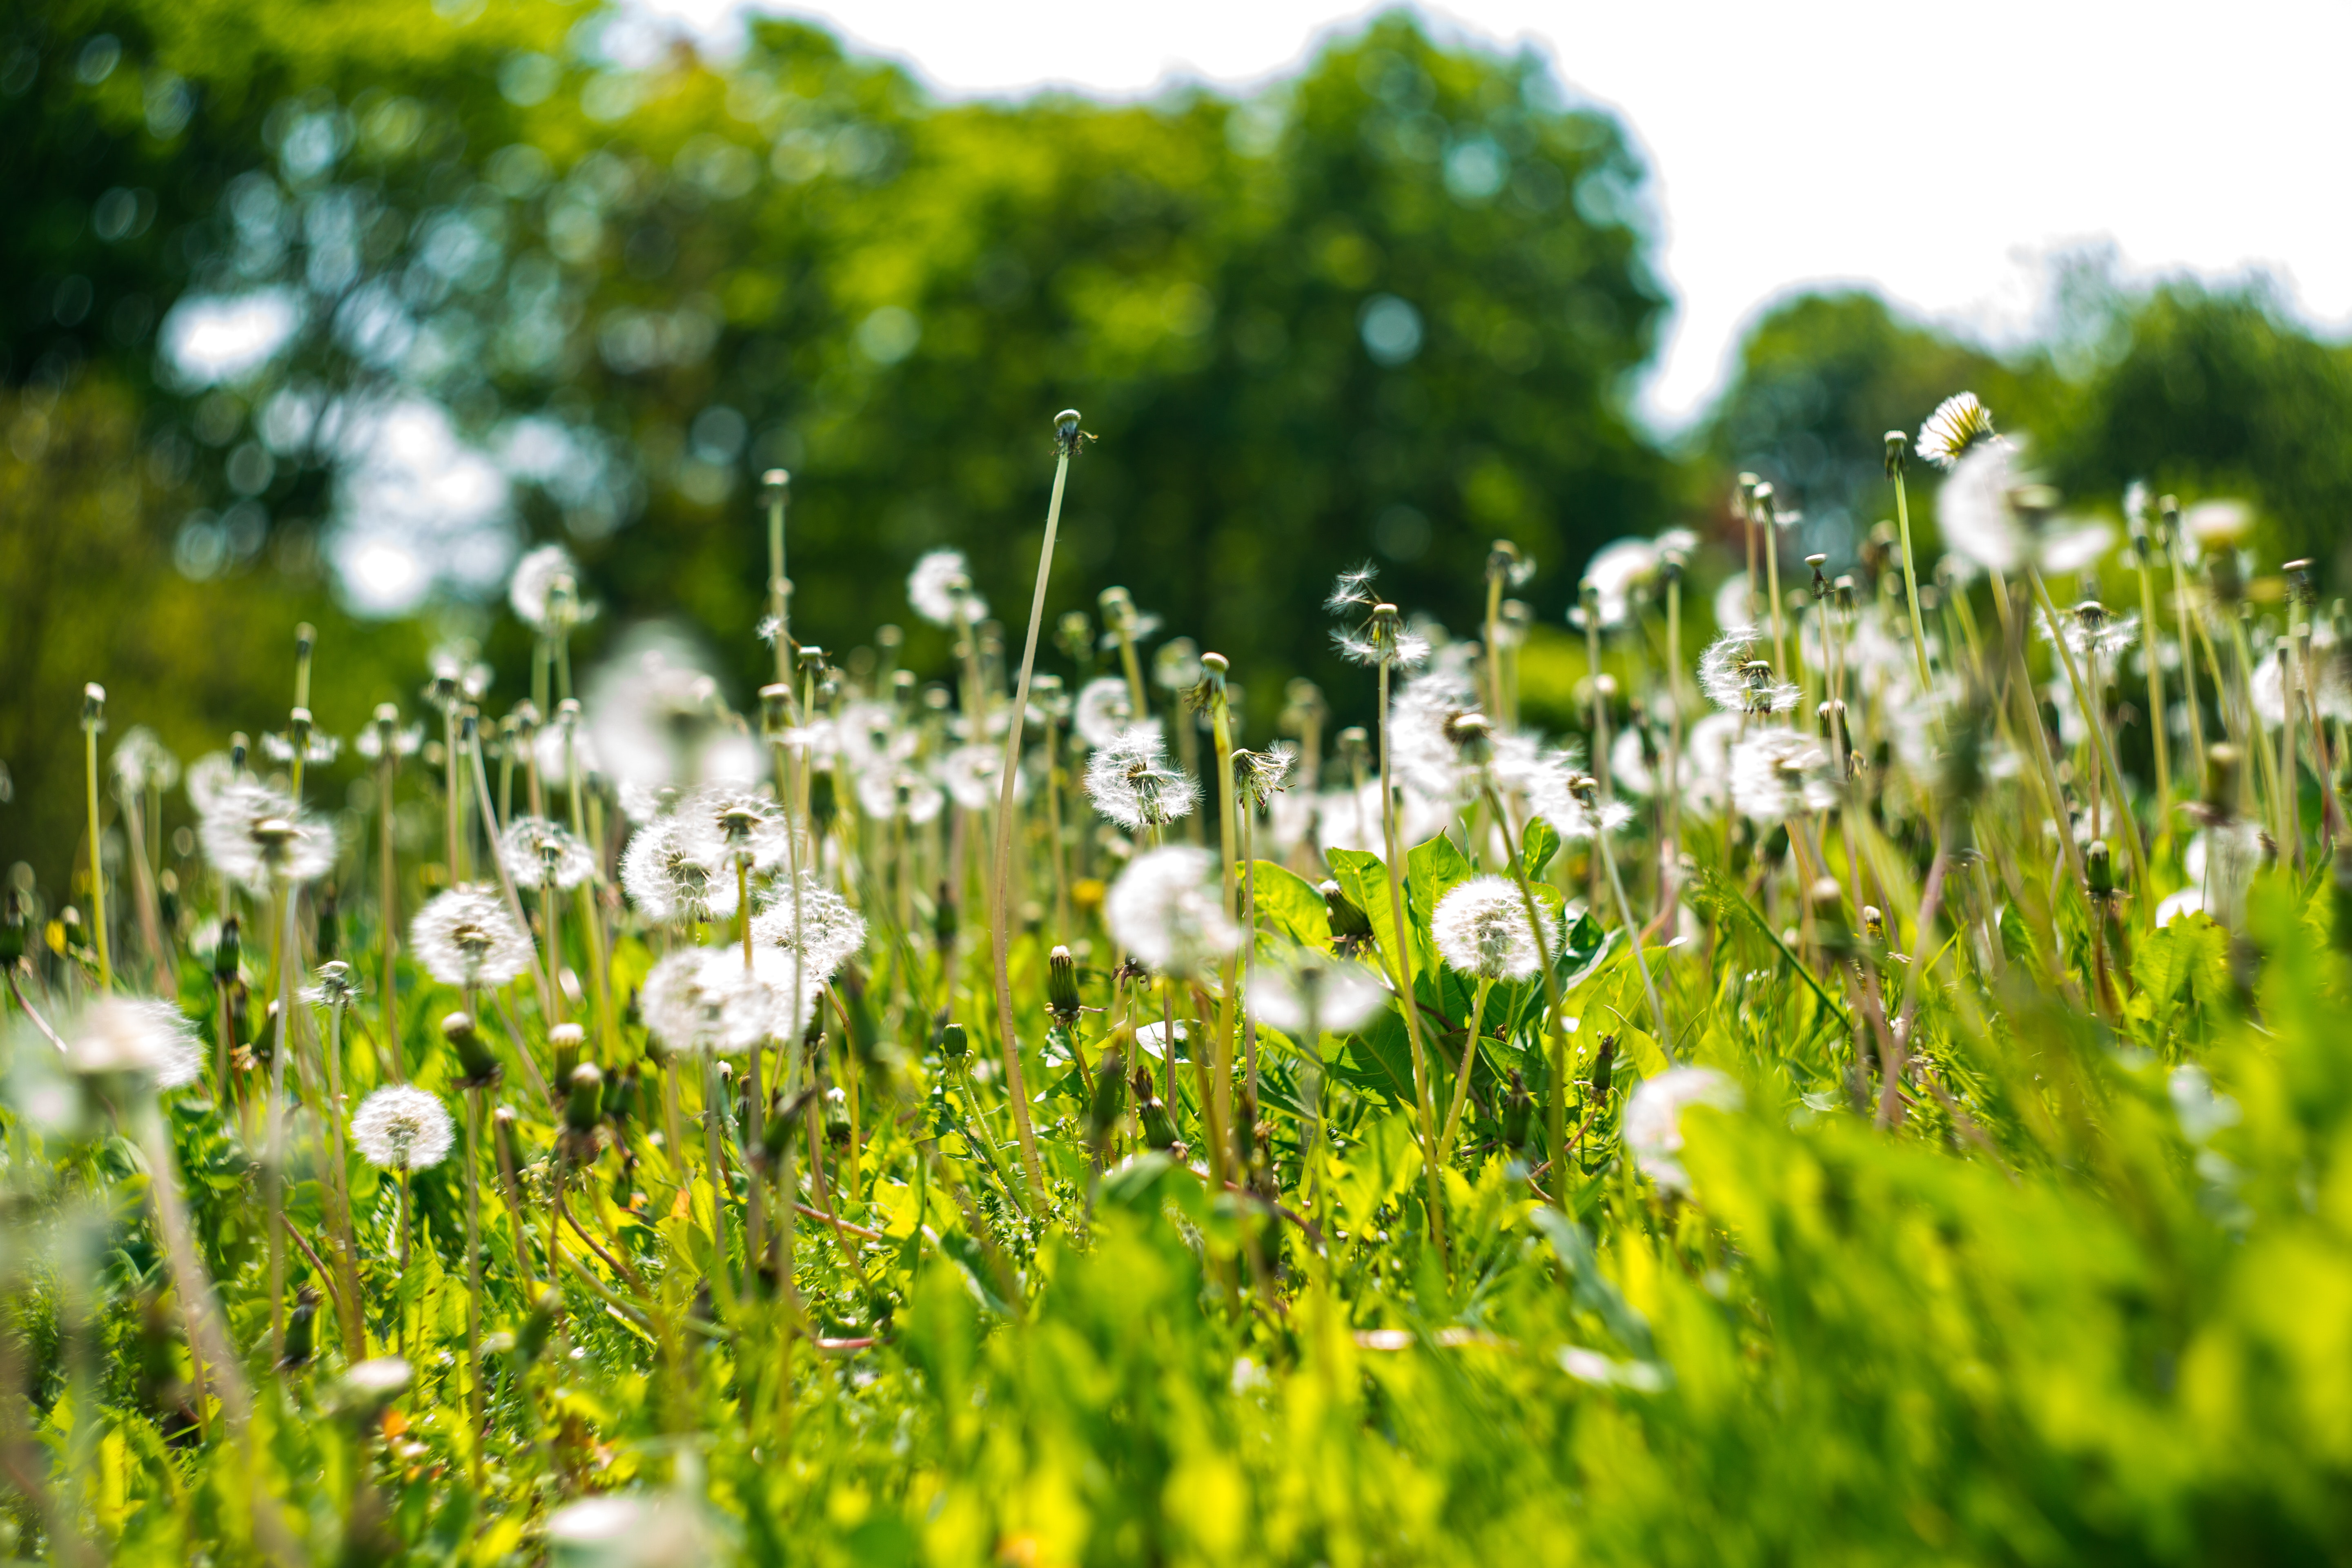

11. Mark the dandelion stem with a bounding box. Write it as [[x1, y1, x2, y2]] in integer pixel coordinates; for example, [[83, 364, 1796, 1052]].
[[83, 706, 109, 992], [1376, 651, 1448, 1259], [1891, 458, 1934, 692], [987, 415, 1081, 1203]]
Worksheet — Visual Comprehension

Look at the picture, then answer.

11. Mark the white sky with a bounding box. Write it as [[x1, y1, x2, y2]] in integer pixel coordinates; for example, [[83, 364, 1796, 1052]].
[[625, 0, 2352, 431]]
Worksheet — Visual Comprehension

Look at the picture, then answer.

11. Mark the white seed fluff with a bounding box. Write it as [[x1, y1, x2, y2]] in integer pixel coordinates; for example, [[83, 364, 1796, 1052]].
[[350, 1085, 456, 1171], [1624, 1067, 1742, 1192], [1431, 875, 1552, 980], [67, 997, 205, 1090], [1104, 845, 1238, 977], [409, 885, 535, 989]]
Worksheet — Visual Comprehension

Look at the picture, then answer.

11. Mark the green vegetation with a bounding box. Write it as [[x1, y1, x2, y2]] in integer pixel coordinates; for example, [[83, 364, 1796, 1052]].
[[6, 4, 2352, 1565]]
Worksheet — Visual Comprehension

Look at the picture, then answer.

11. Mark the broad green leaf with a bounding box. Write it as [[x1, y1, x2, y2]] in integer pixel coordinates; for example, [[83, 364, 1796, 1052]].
[[1250, 858, 1334, 952], [1522, 817, 1562, 880]]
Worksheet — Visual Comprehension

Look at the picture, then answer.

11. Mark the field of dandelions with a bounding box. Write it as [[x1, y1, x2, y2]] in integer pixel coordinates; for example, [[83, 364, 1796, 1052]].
[[6, 392, 2352, 1567]]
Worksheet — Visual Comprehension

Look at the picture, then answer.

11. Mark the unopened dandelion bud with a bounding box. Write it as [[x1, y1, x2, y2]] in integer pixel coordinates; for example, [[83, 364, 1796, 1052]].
[[1047, 945, 1082, 1024], [1884, 430, 1908, 477], [82, 683, 106, 731], [444, 1011, 501, 1087], [565, 1063, 604, 1133], [214, 914, 241, 981], [1588, 1035, 1616, 1099], [2086, 840, 2114, 899], [808, 770, 838, 837], [550, 1022, 585, 1087], [1320, 878, 1374, 953], [2204, 744, 2243, 822], [939, 1022, 969, 1063]]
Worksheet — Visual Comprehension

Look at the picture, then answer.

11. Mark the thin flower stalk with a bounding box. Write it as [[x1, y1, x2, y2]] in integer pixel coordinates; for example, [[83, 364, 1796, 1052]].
[[2029, 572, 2150, 906], [1886, 433, 1936, 692], [1202, 653, 1241, 1187], [988, 410, 1086, 1201], [82, 686, 110, 991]]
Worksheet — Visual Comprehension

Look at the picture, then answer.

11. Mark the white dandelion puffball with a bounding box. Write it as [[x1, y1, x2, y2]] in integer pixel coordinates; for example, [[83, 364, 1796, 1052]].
[[641, 945, 815, 1056], [198, 777, 338, 892], [1104, 845, 1239, 977], [1624, 1067, 1742, 1192], [1697, 627, 1798, 717], [1085, 724, 1198, 832], [941, 743, 1022, 813], [409, 885, 535, 989], [510, 542, 590, 633], [1072, 677, 1137, 749], [1249, 960, 1390, 1038], [620, 817, 737, 923], [1432, 875, 1553, 981], [907, 548, 987, 627], [500, 815, 597, 891], [111, 726, 180, 795], [1936, 439, 2027, 577], [1730, 729, 1841, 823], [66, 997, 204, 1090], [752, 872, 869, 982], [1915, 391, 1998, 470], [350, 1085, 457, 1171]]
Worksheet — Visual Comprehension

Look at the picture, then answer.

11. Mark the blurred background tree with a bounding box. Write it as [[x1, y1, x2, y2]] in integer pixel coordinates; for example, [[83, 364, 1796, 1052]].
[[4, 0, 2350, 895]]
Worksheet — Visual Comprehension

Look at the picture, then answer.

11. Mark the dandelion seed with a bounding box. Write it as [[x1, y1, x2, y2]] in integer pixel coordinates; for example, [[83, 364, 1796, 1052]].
[[619, 817, 738, 922], [674, 786, 790, 873], [1104, 845, 1238, 976], [1084, 725, 1199, 831], [2181, 499, 2254, 557], [425, 645, 493, 712], [198, 777, 338, 892], [350, 1085, 456, 1171], [1071, 677, 1136, 749], [1624, 1067, 1742, 1192], [2043, 602, 2138, 662], [1915, 392, 1998, 470], [499, 815, 597, 891], [261, 728, 342, 766], [1325, 563, 1382, 614], [1431, 875, 1555, 980], [1677, 712, 1742, 813], [409, 885, 534, 989], [1936, 439, 2028, 577], [907, 548, 987, 627], [1730, 729, 1840, 822]]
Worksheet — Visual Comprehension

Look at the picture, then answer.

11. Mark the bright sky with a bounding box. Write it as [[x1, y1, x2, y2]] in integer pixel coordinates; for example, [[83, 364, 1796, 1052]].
[[627, 0, 2352, 430]]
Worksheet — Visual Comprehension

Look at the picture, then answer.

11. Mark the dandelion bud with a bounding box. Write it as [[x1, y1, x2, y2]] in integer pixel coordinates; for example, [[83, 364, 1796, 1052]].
[[1099, 586, 1135, 631], [1054, 408, 1087, 456], [1588, 1035, 1616, 1100], [565, 1063, 604, 1133], [1321, 878, 1373, 954], [763, 468, 790, 502], [444, 1011, 501, 1087], [2158, 495, 2181, 548], [808, 770, 838, 838], [1883, 430, 1907, 477], [2202, 743, 2243, 824], [1087, 1044, 1125, 1152], [1862, 906, 1886, 946], [2086, 840, 2114, 899], [82, 683, 106, 732], [550, 1022, 585, 1086], [1486, 539, 1522, 584], [214, 914, 241, 982], [939, 1022, 969, 1063], [1047, 945, 1082, 1024], [494, 1105, 524, 1178]]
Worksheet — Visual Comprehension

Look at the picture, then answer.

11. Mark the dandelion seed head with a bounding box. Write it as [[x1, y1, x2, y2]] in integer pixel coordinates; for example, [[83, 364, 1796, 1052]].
[[641, 944, 815, 1056], [1624, 1067, 1741, 1191], [198, 778, 337, 892], [261, 729, 342, 766], [1915, 392, 1998, 470], [1250, 957, 1389, 1037], [853, 766, 944, 826], [620, 817, 737, 923], [64, 997, 204, 1090], [751, 873, 868, 982], [1432, 875, 1554, 980], [1072, 678, 1137, 749], [907, 548, 987, 628], [350, 1085, 456, 1171], [1937, 439, 2029, 576], [1697, 628, 1798, 716], [510, 543, 594, 633], [409, 885, 534, 989], [111, 727, 180, 795], [499, 815, 597, 891], [1104, 845, 1238, 976], [1084, 724, 1198, 832], [1730, 729, 1840, 823], [942, 744, 1020, 813], [301, 960, 362, 1011]]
